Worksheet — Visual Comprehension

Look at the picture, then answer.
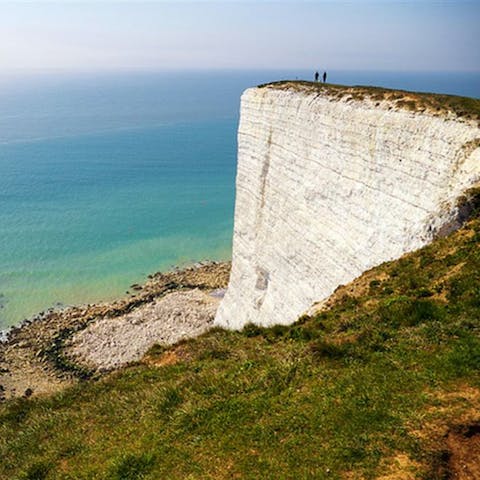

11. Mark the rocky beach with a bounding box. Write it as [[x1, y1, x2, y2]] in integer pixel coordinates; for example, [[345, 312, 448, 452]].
[[0, 261, 230, 401]]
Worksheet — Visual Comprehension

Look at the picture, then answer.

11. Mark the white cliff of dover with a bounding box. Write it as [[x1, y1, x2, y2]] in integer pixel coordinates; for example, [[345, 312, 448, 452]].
[[215, 82, 480, 329]]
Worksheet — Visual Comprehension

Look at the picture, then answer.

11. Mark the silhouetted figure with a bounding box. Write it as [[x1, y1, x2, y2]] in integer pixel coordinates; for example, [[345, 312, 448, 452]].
[[314, 71, 319, 82], [323, 71, 327, 83]]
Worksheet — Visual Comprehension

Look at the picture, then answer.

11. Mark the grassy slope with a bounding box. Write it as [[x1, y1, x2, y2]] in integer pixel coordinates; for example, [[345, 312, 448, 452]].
[[1, 218, 479, 480]]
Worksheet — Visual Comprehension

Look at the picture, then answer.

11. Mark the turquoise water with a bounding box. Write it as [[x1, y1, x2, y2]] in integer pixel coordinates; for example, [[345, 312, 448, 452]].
[[0, 121, 237, 326], [1, 70, 479, 328]]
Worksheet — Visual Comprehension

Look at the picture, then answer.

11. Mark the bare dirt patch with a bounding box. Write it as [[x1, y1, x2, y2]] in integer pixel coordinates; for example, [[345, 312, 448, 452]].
[[411, 386, 480, 479], [142, 343, 193, 368], [445, 422, 480, 480]]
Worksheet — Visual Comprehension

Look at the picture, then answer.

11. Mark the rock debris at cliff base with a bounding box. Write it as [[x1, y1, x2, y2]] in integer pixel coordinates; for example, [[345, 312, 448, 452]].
[[0, 261, 230, 400], [67, 289, 220, 371]]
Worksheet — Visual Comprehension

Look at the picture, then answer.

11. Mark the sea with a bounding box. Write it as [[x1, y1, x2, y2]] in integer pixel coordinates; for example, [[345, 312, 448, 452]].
[[1, 70, 479, 329]]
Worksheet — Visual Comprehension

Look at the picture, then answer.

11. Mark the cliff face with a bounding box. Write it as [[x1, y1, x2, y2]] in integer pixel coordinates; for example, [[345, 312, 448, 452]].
[[215, 83, 480, 329]]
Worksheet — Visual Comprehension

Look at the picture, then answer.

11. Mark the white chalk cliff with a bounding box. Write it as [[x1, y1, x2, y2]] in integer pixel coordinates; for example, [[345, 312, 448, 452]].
[[215, 82, 480, 329]]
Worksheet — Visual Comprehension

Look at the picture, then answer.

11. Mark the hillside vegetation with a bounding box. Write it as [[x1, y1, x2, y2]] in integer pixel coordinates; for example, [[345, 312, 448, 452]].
[[1, 215, 479, 479]]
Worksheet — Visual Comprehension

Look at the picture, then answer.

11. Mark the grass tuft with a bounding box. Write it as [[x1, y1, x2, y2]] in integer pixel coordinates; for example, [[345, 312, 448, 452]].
[[108, 452, 155, 480]]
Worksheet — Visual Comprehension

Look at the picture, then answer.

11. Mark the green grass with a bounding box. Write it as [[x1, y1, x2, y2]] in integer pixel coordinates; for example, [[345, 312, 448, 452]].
[[258, 80, 480, 123], [1, 218, 479, 479]]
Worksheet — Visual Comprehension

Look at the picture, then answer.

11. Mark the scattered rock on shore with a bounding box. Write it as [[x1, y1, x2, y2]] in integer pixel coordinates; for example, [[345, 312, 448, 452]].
[[67, 289, 219, 371], [0, 261, 230, 400]]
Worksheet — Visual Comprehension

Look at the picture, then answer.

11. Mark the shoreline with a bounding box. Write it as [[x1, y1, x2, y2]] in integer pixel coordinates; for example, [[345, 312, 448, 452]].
[[0, 261, 231, 402], [0, 259, 229, 343]]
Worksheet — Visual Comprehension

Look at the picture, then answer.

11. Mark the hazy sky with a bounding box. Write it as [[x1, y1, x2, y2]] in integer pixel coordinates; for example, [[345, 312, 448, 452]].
[[0, 0, 478, 73]]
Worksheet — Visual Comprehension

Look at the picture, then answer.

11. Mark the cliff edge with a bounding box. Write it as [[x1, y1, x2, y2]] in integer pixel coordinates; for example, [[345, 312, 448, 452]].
[[215, 82, 480, 329]]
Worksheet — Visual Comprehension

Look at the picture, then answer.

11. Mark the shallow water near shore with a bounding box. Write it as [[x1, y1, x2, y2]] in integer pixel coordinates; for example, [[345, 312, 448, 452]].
[[0, 120, 236, 327], [1, 70, 479, 328]]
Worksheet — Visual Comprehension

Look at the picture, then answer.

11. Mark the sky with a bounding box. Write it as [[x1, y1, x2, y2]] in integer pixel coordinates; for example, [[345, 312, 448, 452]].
[[0, 0, 478, 73]]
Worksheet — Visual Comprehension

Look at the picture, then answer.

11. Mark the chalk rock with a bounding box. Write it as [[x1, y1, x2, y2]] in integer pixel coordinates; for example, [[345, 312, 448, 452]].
[[215, 84, 480, 329]]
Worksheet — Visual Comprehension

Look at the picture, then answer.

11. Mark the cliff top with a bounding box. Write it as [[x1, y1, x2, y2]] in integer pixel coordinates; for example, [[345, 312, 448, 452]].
[[258, 80, 480, 125]]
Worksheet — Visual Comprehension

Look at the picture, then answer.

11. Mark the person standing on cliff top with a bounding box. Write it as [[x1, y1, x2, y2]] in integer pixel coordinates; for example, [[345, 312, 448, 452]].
[[314, 71, 319, 82], [323, 71, 327, 83]]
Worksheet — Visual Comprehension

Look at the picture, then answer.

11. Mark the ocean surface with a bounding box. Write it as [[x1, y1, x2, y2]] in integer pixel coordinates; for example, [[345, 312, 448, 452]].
[[1, 70, 479, 328]]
